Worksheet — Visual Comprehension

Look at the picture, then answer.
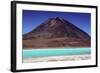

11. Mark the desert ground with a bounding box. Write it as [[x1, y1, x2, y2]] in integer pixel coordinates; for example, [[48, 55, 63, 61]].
[[23, 37, 90, 49]]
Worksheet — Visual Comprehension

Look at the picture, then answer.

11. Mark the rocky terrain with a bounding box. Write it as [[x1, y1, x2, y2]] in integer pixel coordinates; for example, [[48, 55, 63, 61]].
[[23, 17, 90, 49]]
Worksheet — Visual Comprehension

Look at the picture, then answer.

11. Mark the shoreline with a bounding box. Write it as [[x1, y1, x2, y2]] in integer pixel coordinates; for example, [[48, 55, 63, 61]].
[[23, 47, 90, 50], [23, 54, 91, 63]]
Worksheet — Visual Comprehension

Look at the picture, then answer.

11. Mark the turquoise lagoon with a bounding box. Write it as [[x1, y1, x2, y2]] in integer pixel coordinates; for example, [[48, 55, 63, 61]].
[[23, 48, 90, 58]]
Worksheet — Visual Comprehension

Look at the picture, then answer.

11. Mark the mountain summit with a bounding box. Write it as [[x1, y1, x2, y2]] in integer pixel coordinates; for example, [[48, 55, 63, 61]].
[[23, 17, 90, 48]]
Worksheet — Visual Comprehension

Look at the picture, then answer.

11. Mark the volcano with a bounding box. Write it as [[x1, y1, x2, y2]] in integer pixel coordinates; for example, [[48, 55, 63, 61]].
[[23, 17, 90, 48]]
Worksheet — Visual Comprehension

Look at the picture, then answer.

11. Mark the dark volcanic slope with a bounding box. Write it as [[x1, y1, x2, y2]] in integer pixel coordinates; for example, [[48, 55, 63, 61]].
[[23, 17, 90, 48], [23, 17, 90, 39]]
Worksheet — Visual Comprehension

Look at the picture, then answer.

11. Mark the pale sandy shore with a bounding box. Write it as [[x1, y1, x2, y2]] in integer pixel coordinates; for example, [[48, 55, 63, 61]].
[[23, 54, 90, 63]]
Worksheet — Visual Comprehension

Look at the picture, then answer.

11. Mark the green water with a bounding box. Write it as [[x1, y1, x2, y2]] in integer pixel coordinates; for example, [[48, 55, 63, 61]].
[[23, 48, 90, 58]]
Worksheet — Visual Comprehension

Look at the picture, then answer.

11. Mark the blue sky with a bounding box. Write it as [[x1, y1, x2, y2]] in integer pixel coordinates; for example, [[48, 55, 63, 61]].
[[22, 10, 91, 35]]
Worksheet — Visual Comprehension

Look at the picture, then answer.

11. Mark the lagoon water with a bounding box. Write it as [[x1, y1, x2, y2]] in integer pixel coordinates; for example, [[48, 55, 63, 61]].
[[23, 48, 90, 58]]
